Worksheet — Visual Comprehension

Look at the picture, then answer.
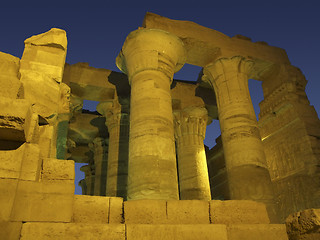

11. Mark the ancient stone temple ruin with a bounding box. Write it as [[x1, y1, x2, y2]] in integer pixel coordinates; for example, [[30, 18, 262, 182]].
[[1, 12, 319, 240]]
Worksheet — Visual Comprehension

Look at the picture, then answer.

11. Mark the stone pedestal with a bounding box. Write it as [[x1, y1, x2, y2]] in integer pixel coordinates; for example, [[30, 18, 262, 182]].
[[174, 107, 211, 200], [203, 56, 276, 220], [116, 28, 186, 200]]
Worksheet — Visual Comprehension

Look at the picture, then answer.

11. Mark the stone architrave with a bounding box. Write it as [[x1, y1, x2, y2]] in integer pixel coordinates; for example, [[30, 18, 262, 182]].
[[116, 28, 187, 200], [97, 100, 129, 199], [173, 107, 211, 200], [203, 56, 277, 221]]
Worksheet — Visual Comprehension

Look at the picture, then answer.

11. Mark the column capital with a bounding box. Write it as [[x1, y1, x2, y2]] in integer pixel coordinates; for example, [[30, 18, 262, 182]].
[[97, 100, 121, 129], [116, 28, 187, 83], [173, 106, 208, 140], [202, 56, 254, 88]]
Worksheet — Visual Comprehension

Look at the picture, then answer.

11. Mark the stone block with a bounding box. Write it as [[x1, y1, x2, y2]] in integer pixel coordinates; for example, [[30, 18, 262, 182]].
[[72, 195, 109, 223], [286, 208, 320, 240], [0, 179, 18, 221], [0, 221, 22, 240], [20, 222, 125, 240], [166, 200, 210, 224], [42, 158, 75, 182], [20, 143, 41, 181], [126, 224, 228, 240], [0, 52, 21, 99], [0, 143, 40, 181], [10, 180, 74, 222], [227, 224, 288, 240], [24, 111, 39, 143], [0, 145, 24, 179], [124, 200, 167, 224], [109, 197, 124, 223], [0, 98, 30, 143], [38, 125, 54, 158], [210, 200, 270, 224], [20, 72, 60, 117]]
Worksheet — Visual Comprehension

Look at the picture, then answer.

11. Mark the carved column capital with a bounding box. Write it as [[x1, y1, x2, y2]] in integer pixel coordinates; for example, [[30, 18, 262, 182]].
[[173, 106, 208, 141], [203, 56, 254, 89], [116, 28, 186, 84], [97, 100, 121, 129]]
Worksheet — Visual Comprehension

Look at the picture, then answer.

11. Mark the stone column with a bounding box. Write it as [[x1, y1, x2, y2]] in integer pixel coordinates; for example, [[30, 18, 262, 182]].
[[78, 179, 87, 195], [90, 137, 108, 196], [116, 28, 186, 200], [203, 56, 276, 219], [80, 163, 95, 196], [97, 100, 129, 199], [173, 107, 211, 200]]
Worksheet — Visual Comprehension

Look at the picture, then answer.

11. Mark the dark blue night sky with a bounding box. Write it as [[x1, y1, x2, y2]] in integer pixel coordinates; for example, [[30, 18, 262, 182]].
[[1, 3, 319, 194]]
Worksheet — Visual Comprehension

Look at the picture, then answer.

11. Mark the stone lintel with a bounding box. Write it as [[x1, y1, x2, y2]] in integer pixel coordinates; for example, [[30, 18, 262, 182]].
[[143, 12, 290, 67]]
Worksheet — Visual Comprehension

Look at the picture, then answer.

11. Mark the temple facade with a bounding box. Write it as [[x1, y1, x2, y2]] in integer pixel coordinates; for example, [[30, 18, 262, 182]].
[[0, 12, 319, 240]]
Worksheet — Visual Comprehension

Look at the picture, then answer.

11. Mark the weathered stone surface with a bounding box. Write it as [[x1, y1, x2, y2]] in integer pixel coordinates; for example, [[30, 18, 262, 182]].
[[227, 224, 288, 240], [72, 195, 109, 223], [124, 200, 167, 224], [10, 180, 74, 222], [0, 221, 22, 240], [166, 200, 210, 224], [20, 222, 125, 240], [286, 209, 320, 240], [126, 224, 228, 240], [0, 52, 21, 99], [38, 125, 54, 158], [0, 143, 40, 181], [42, 158, 75, 182], [109, 197, 124, 223], [19, 72, 61, 117], [0, 179, 18, 221], [210, 200, 270, 224], [19, 143, 41, 181], [0, 97, 31, 143]]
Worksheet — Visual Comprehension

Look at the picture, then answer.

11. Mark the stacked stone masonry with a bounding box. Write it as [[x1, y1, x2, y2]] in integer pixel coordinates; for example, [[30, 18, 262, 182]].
[[1, 12, 319, 239]]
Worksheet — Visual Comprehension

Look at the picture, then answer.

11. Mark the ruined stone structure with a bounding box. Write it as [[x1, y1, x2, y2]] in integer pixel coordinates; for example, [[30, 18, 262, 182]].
[[1, 12, 319, 240]]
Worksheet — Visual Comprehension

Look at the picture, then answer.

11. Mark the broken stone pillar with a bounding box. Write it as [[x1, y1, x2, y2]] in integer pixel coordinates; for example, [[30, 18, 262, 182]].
[[18, 28, 68, 159], [173, 107, 211, 200], [97, 99, 129, 199], [90, 137, 108, 196], [259, 64, 320, 221], [203, 56, 277, 221], [116, 28, 186, 200], [78, 179, 87, 195], [80, 163, 95, 196]]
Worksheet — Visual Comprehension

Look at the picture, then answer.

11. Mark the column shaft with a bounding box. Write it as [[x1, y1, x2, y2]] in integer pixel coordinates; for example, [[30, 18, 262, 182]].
[[116, 28, 186, 200], [97, 100, 130, 199], [92, 138, 108, 196], [174, 108, 211, 200], [203, 56, 276, 220]]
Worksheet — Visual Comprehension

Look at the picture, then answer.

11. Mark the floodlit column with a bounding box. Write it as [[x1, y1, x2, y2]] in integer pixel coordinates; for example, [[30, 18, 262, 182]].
[[97, 100, 129, 199], [90, 137, 108, 196], [173, 107, 211, 200], [203, 56, 275, 212], [116, 28, 186, 200]]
